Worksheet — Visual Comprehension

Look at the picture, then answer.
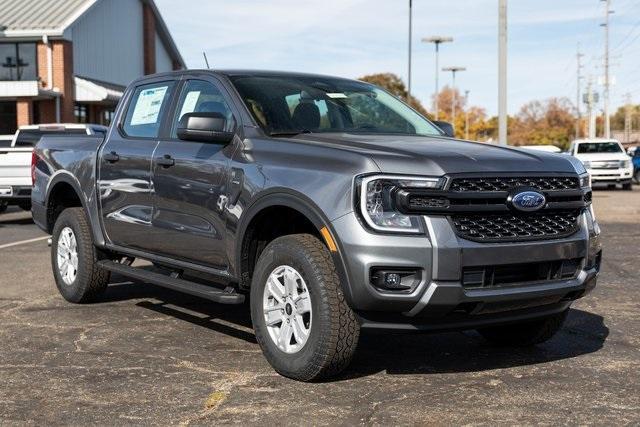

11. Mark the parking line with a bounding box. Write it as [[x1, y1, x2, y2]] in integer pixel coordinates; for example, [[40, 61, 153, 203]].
[[0, 236, 50, 250]]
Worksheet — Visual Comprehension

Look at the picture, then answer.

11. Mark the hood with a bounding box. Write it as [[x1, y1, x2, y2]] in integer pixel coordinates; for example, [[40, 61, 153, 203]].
[[574, 152, 630, 162], [291, 133, 579, 176]]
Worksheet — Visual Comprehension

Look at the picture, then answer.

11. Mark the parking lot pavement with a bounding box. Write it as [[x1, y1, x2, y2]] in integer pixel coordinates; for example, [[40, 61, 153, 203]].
[[0, 190, 639, 426]]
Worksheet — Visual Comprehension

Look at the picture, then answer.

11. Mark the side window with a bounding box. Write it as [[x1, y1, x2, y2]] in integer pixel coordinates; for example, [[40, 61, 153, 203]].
[[122, 82, 174, 138], [171, 80, 236, 138]]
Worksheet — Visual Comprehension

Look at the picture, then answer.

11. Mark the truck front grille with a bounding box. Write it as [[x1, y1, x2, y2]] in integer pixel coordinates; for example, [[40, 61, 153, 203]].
[[451, 210, 581, 242], [449, 176, 580, 192]]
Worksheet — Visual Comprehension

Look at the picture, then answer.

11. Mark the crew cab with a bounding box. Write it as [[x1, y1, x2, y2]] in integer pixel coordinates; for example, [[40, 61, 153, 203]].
[[32, 70, 601, 381], [0, 123, 107, 213], [569, 138, 634, 190]]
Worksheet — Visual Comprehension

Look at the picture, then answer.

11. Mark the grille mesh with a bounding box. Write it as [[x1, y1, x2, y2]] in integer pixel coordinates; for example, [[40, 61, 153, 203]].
[[449, 176, 579, 192], [452, 210, 581, 242]]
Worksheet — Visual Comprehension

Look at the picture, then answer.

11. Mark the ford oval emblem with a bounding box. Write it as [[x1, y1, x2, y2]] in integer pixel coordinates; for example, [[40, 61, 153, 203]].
[[509, 190, 546, 212]]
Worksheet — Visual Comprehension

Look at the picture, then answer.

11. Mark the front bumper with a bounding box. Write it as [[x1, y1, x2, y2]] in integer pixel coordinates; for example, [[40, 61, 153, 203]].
[[588, 167, 633, 183], [331, 210, 601, 330]]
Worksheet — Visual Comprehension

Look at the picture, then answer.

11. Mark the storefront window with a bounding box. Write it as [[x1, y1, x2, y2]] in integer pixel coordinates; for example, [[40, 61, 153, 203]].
[[0, 43, 37, 81], [75, 104, 88, 124]]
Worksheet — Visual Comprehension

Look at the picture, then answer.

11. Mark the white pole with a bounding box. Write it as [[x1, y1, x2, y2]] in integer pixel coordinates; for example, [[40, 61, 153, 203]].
[[498, 0, 508, 145], [602, 0, 612, 139]]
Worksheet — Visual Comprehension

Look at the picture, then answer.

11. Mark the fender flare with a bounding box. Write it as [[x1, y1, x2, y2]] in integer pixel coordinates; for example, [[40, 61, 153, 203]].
[[45, 172, 87, 218], [236, 189, 354, 304]]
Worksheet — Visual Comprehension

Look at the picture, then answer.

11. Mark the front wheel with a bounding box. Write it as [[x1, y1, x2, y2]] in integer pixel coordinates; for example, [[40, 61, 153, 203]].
[[477, 309, 569, 347], [622, 182, 633, 191], [0, 200, 8, 213], [51, 208, 110, 303], [250, 234, 360, 382]]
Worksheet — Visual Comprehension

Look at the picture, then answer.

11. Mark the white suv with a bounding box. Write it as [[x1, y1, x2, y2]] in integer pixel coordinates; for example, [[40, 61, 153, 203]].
[[570, 139, 633, 190]]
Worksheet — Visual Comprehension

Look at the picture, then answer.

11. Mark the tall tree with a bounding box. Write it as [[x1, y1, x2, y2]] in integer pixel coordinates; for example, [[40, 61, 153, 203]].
[[359, 73, 431, 118]]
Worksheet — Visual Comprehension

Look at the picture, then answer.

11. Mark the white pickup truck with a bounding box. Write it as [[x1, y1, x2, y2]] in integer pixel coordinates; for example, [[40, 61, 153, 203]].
[[0, 123, 107, 213], [569, 138, 634, 190]]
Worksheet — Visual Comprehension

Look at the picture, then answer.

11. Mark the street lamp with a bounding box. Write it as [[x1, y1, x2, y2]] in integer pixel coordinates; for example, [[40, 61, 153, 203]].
[[464, 90, 470, 140], [422, 36, 453, 120], [407, 0, 413, 101], [442, 66, 466, 125]]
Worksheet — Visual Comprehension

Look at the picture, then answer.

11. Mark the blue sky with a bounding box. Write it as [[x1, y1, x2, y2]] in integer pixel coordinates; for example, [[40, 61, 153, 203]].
[[155, 0, 640, 116]]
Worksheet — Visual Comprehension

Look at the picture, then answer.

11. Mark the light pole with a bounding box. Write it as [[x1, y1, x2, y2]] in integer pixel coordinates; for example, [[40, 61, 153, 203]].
[[498, 0, 508, 145], [422, 36, 453, 120], [442, 66, 466, 125]]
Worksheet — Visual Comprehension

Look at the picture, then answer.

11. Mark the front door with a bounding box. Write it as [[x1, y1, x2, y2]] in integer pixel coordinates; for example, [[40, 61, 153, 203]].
[[98, 80, 175, 251], [151, 78, 239, 268]]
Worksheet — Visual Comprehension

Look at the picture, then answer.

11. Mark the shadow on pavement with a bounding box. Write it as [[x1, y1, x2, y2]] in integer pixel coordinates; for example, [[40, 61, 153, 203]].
[[340, 308, 608, 379], [99, 279, 607, 379], [102, 279, 255, 344], [0, 217, 35, 226]]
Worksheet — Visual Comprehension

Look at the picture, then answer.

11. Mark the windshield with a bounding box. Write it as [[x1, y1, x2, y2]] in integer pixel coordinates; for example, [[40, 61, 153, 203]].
[[229, 75, 442, 137], [577, 142, 623, 154]]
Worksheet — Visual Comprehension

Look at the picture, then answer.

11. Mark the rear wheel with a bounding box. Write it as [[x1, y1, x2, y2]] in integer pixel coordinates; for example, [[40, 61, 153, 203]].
[[622, 182, 633, 191], [17, 201, 31, 211], [250, 234, 360, 381], [51, 208, 110, 303], [477, 309, 568, 347], [0, 200, 7, 213]]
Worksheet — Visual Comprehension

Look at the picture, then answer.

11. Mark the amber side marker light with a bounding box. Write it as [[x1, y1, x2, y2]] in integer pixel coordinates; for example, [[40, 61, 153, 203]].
[[320, 227, 338, 252]]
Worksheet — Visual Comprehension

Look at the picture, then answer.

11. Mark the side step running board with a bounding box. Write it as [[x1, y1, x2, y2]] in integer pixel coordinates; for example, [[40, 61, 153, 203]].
[[97, 260, 245, 304]]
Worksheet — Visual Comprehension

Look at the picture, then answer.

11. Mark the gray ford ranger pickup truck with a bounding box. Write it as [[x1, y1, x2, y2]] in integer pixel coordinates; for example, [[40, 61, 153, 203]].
[[32, 70, 602, 381]]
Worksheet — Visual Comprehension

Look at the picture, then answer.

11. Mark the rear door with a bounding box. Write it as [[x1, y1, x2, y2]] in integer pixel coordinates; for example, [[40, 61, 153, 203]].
[[98, 80, 175, 250], [150, 77, 239, 268]]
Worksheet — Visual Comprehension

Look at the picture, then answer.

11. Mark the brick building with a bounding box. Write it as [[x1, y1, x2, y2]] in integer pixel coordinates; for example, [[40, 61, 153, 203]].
[[0, 0, 185, 135]]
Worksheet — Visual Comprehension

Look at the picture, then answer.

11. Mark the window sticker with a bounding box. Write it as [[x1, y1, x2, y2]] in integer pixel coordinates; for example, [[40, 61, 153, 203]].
[[130, 86, 168, 125], [178, 91, 201, 120]]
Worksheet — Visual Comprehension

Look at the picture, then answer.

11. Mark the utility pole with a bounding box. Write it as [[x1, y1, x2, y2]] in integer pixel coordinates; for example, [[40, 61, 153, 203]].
[[423, 36, 453, 120], [464, 90, 470, 140], [585, 77, 598, 139], [624, 93, 632, 143], [498, 0, 508, 145], [576, 44, 584, 139], [601, 0, 614, 139], [407, 0, 413, 101], [443, 66, 466, 125]]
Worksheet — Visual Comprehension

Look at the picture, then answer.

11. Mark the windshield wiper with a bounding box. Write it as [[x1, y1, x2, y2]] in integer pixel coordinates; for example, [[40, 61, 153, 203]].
[[269, 129, 312, 137]]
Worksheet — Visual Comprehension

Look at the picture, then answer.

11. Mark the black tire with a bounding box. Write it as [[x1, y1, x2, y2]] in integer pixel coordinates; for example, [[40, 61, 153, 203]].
[[250, 234, 360, 381], [51, 207, 110, 303], [477, 309, 569, 347], [622, 182, 633, 191], [17, 201, 31, 211], [0, 200, 8, 213]]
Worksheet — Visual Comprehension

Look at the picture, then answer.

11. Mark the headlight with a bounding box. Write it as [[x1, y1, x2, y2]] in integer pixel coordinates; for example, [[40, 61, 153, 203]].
[[582, 160, 591, 169], [358, 175, 444, 233], [621, 160, 631, 169], [579, 173, 591, 188]]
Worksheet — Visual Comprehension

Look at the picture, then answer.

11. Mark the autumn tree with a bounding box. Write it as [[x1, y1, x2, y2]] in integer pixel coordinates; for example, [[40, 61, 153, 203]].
[[359, 73, 432, 118], [508, 97, 575, 149]]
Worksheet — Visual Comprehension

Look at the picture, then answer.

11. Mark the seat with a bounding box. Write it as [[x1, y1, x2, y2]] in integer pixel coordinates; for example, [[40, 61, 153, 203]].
[[291, 102, 320, 130]]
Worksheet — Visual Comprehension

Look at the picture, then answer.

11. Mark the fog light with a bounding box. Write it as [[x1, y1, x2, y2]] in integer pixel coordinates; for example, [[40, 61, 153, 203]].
[[385, 273, 402, 287], [369, 268, 421, 292]]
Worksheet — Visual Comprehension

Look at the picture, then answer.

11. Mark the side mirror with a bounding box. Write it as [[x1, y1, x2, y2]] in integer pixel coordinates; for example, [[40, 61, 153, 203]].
[[177, 112, 234, 143], [433, 121, 454, 138]]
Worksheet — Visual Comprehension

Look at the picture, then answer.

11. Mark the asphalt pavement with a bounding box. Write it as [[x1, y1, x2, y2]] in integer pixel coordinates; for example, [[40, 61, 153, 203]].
[[0, 189, 639, 425]]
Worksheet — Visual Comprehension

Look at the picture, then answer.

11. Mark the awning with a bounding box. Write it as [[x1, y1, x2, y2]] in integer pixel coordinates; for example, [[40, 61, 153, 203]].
[[74, 75, 124, 103]]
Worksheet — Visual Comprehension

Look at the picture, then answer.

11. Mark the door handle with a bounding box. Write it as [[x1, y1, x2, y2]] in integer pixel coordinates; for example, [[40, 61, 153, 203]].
[[157, 154, 175, 168], [104, 151, 119, 163]]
